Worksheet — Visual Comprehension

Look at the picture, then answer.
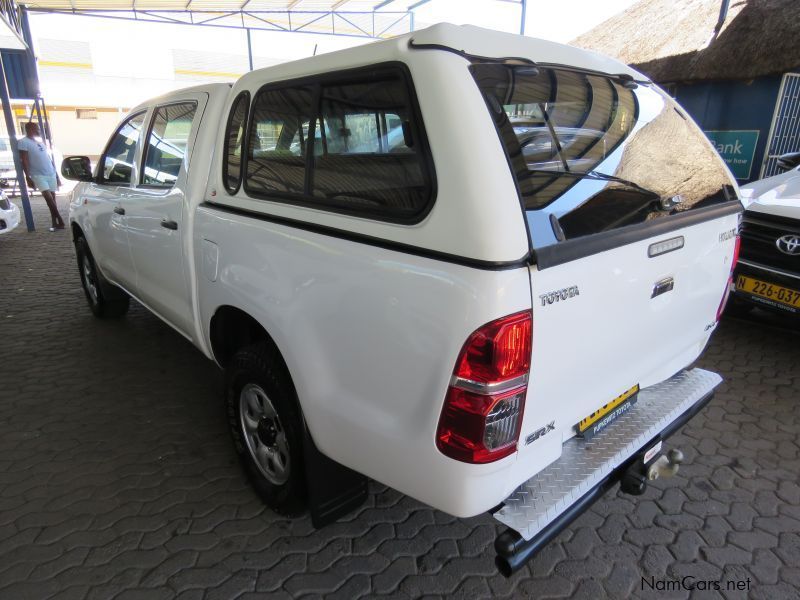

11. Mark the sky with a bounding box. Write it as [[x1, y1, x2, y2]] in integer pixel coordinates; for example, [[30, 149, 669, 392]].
[[413, 0, 637, 40], [25, 0, 638, 106]]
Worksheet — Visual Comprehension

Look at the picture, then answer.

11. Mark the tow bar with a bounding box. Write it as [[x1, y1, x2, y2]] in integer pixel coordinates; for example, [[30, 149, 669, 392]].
[[621, 448, 684, 496]]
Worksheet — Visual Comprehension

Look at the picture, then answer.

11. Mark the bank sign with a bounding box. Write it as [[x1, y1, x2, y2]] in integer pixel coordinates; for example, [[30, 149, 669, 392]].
[[704, 130, 760, 180]]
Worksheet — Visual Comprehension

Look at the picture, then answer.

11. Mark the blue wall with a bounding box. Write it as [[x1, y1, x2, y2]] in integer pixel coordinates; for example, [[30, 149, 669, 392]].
[[671, 75, 784, 182], [1, 50, 38, 100]]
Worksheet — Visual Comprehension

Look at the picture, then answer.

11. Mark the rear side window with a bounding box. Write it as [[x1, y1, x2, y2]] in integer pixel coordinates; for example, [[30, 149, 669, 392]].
[[223, 91, 249, 194], [313, 78, 425, 214], [101, 112, 146, 185], [142, 102, 197, 187], [246, 87, 313, 196], [242, 65, 433, 223]]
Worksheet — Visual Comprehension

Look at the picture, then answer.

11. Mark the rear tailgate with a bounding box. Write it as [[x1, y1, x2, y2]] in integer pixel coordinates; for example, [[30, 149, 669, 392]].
[[523, 210, 738, 445]]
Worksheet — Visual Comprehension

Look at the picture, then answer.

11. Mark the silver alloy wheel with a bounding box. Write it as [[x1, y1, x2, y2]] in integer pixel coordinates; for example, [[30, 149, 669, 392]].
[[82, 255, 98, 304], [239, 383, 290, 485]]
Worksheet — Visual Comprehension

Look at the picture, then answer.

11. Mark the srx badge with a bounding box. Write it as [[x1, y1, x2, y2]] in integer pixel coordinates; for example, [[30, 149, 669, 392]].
[[525, 421, 555, 445]]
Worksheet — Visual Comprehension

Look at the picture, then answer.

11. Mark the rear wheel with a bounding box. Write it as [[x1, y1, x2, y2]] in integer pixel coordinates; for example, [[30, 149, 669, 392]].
[[74, 236, 129, 318], [226, 341, 307, 516]]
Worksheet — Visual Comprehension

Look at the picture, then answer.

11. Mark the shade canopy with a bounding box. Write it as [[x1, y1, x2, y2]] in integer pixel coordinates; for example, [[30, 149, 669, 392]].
[[18, 1, 399, 10], [17, 1, 418, 38]]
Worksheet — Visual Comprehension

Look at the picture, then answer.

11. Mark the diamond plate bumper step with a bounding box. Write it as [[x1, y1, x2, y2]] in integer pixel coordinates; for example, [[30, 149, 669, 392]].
[[493, 368, 722, 576]]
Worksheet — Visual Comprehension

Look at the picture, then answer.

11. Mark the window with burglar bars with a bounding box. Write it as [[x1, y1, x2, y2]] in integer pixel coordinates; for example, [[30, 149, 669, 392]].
[[760, 73, 800, 179]]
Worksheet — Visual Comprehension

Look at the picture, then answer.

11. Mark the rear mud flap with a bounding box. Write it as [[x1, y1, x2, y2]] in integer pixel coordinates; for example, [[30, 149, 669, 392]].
[[303, 424, 368, 528]]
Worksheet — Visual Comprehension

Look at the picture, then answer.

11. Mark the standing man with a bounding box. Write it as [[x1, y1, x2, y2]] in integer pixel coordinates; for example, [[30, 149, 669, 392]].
[[18, 122, 64, 231]]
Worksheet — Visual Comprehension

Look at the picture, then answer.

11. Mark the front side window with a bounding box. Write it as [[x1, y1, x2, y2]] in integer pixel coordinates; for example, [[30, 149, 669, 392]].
[[101, 112, 146, 185], [243, 66, 433, 223], [142, 102, 197, 187], [471, 64, 737, 246], [223, 91, 250, 194], [246, 87, 314, 196]]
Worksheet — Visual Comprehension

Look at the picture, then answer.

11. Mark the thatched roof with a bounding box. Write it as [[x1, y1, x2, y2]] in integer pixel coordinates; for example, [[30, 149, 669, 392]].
[[572, 0, 800, 83]]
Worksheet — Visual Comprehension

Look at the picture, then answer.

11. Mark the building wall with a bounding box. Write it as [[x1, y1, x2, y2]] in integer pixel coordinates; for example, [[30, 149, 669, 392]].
[[45, 107, 126, 160], [7, 104, 128, 161], [669, 75, 784, 183]]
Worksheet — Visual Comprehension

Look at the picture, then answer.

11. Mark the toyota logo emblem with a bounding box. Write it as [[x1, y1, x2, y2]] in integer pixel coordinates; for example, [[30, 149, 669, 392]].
[[776, 234, 800, 256]]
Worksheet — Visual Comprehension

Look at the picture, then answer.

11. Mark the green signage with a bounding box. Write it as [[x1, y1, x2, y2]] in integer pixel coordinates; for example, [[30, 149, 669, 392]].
[[704, 130, 760, 180]]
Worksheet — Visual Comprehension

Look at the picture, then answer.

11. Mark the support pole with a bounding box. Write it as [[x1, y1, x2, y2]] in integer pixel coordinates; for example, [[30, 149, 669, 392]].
[[0, 56, 34, 231], [33, 98, 46, 143], [520, 0, 527, 35], [246, 28, 253, 71], [19, 8, 39, 98]]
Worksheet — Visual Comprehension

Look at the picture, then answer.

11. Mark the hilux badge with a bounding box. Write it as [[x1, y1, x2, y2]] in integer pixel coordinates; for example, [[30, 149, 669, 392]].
[[776, 235, 800, 256]]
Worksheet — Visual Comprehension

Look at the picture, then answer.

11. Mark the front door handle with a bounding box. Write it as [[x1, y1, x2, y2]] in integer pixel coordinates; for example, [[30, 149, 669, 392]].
[[113, 206, 125, 216], [161, 219, 178, 231]]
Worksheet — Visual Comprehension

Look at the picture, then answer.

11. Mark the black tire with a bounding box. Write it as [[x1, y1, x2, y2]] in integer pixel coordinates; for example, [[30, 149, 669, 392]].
[[226, 341, 307, 516], [74, 236, 130, 318]]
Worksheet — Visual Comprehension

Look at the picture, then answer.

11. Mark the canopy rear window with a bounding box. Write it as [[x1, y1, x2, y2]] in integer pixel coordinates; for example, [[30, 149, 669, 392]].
[[471, 63, 737, 248]]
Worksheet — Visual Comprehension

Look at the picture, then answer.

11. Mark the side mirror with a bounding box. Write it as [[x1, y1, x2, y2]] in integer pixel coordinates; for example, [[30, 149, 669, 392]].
[[776, 151, 800, 172], [61, 156, 93, 182]]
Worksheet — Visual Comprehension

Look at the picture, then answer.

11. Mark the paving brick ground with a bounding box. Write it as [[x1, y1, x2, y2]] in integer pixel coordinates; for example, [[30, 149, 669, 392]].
[[1, 195, 799, 599]]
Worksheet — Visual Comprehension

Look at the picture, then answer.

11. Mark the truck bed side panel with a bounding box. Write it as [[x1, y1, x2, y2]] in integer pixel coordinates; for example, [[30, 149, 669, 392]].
[[194, 205, 535, 517]]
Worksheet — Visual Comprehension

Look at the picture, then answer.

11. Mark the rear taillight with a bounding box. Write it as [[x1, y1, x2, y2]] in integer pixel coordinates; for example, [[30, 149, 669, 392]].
[[716, 234, 741, 321], [436, 311, 532, 464], [732, 234, 741, 268]]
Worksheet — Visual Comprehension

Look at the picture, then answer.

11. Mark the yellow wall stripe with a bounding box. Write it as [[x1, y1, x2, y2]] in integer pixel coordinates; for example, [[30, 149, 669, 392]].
[[38, 60, 93, 69], [174, 68, 243, 78]]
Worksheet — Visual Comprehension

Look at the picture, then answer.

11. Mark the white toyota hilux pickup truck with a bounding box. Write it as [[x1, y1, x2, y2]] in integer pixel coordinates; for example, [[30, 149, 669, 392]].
[[64, 24, 742, 574]]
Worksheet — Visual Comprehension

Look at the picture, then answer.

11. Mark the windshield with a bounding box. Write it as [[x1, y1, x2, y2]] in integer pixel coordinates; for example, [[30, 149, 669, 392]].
[[471, 63, 737, 247]]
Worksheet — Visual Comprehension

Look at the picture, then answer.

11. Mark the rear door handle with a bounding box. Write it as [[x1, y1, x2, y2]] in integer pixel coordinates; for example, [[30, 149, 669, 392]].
[[113, 206, 125, 215], [161, 219, 178, 231]]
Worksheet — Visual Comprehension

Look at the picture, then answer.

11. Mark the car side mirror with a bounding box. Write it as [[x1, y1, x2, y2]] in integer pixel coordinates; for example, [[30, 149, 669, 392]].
[[776, 151, 800, 172], [61, 156, 93, 182]]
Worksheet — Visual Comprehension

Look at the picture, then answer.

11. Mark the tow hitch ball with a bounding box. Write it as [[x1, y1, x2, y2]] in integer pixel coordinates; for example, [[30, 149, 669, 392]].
[[620, 449, 684, 496]]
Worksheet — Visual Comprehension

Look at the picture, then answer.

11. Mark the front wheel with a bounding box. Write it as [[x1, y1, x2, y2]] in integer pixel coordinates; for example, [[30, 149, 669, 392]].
[[74, 236, 129, 318], [226, 342, 307, 516]]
